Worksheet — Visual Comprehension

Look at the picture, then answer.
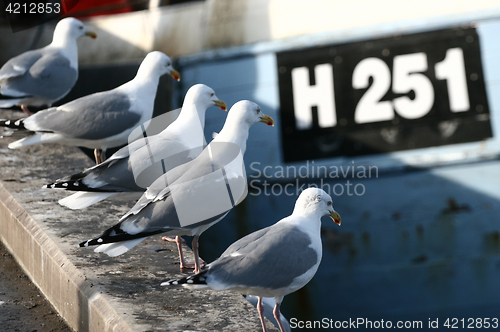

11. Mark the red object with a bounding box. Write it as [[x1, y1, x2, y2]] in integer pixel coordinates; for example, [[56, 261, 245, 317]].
[[62, 0, 133, 18], [62, 0, 79, 13]]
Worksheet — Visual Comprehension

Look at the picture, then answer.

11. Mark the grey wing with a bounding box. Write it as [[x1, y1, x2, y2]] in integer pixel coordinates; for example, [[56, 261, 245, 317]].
[[154, 141, 244, 193], [119, 146, 234, 234], [118, 194, 179, 235], [80, 156, 142, 192], [208, 224, 319, 290], [104, 135, 146, 161], [121, 147, 218, 220], [2, 51, 77, 100], [119, 175, 171, 221], [0, 50, 42, 83], [127, 135, 203, 190], [220, 227, 272, 257], [118, 193, 228, 236], [77, 136, 155, 192], [24, 90, 140, 139], [81, 136, 198, 192]]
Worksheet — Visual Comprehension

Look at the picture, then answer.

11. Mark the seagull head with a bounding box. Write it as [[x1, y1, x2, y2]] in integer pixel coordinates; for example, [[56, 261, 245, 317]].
[[54, 17, 97, 41], [226, 100, 274, 128], [185, 84, 227, 111], [213, 100, 274, 155], [294, 188, 341, 225], [140, 51, 181, 81]]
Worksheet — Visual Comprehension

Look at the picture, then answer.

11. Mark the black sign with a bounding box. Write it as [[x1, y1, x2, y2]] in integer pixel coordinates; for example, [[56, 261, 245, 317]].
[[277, 27, 492, 163]]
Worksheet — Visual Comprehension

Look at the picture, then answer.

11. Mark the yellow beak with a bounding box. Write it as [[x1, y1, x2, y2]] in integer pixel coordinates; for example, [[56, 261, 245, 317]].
[[85, 31, 97, 39], [170, 69, 181, 81], [214, 99, 227, 111], [329, 210, 341, 226], [259, 114, 274, 127]]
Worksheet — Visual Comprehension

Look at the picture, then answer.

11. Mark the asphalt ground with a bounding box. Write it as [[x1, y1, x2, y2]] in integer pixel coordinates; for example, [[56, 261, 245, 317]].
[[0, 241, 71, 332]]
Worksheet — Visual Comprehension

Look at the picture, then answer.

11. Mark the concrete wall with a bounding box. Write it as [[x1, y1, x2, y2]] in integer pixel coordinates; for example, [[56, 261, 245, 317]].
[[76, 0, 500, 64], [2, 0, 500, 65]]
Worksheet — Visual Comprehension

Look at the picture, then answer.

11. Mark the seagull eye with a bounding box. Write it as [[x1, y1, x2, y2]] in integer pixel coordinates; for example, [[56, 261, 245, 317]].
[[211, 93, 214, 97], [327, 201, 332, 206], [79, 26, 83, 30]]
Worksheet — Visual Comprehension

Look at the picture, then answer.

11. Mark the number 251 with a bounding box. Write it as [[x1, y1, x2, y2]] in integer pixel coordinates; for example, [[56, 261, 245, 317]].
[[353, 48, 470, 123]]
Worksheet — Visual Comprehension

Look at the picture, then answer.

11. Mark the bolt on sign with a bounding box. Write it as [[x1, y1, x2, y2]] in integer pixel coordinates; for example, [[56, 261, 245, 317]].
[[277, 27, 492, 163]]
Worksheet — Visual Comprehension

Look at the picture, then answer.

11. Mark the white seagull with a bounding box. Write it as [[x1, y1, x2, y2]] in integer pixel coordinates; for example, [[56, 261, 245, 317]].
[[78, 101, 274, 273], [0, 51, 180, 164], [0, 17, 97, 115], [43, 84, 226, 210], [161, 188, 341, 332]]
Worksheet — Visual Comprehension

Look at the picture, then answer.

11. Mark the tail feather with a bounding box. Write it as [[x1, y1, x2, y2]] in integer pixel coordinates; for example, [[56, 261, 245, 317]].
[[160, 270, 209, 288], [8, 134, 42, 149], [0, 118, 26, 130], [8, 132, 61, 149], [93, 238, 145, 257], [58, 192, 117, 210]]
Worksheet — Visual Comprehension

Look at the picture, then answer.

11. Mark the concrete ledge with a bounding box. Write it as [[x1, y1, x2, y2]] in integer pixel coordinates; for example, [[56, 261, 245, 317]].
[[0, 182, 134, 332], [0, 124, 270, 331]]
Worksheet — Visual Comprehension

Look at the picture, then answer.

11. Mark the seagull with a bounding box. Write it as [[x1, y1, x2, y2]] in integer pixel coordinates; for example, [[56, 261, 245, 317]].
[[0, 51, 181, 164], [43, 84, 227, 210], [0, 17, 97, 116], [161, 188, 341, 332], [78, 100, 274, 273]]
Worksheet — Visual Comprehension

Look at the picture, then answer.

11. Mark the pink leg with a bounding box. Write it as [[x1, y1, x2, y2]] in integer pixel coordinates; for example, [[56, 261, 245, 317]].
[[93, 149, 107, 164], [257, 297, 269, 332], [273, 303, 286, 332], [94, 149, 101, 164], [162, 235, 185, 243], [21, 105, 32, 116], [175, 236, 196, 270], [192, 235, 206, 274]]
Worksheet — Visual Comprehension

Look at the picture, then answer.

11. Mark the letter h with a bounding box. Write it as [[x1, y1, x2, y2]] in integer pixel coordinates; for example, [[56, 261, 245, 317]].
[[291, 63, 336, 130]]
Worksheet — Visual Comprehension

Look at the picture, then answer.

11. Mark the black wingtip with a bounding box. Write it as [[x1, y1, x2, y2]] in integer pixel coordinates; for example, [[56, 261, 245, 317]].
[[44, 170, 111, 192], [43, 183, 56, 189], [160, 270, 208, 286], [45, 171, 98, 192], [76, 219, 164, 249], [78, 235, 107, 247], [78, 239, 92, 248], [78, 236, 106, 247], [0, 118, 26, 130], [44, 181, 80, 191]]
